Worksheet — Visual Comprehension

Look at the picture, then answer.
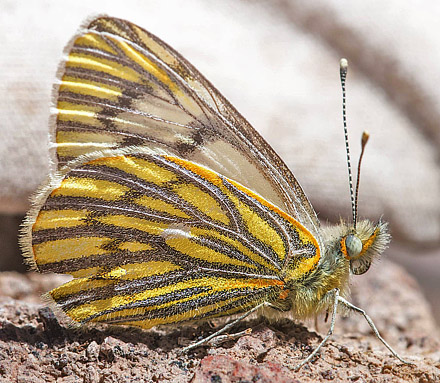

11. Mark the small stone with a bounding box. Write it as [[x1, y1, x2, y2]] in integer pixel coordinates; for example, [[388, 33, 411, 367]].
[[56, 376, 80, 383], [83, 366, 100, 383], [38, 307, 64, 338], [53, 354, 68, 370], [99, 337, 123, 362], [86, 341, 100, 361]]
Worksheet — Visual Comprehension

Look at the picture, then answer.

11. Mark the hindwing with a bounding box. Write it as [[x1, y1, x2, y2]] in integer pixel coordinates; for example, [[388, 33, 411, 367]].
[[25, 149, 320, 328]]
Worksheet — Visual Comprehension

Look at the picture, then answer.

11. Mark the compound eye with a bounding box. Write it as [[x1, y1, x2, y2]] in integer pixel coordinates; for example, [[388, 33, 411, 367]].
[[345, 234, 362, 260]]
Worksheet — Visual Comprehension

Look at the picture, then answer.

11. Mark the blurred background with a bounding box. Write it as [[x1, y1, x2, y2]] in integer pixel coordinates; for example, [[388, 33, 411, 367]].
[[1, 0, 439, 322]]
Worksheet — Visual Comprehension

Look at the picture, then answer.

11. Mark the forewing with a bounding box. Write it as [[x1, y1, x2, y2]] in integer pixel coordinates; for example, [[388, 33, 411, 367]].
[[52, 16, 323, 246], [24, 150, 320, 328]]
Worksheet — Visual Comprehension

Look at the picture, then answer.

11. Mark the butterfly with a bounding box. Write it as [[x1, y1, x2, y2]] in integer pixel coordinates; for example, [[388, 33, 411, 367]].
[[21, 17, 410, 370]]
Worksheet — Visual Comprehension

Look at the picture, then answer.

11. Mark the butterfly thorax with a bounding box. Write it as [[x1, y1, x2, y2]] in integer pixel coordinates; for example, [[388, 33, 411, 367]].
[[280, 219, 389, 319]]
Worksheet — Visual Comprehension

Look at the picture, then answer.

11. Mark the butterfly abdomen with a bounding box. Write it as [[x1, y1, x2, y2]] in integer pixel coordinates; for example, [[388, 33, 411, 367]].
[[283, 251, 350, 318]]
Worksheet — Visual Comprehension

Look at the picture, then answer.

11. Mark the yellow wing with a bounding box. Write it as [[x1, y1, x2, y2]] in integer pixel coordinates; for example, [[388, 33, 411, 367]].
[[52, 17, 323, 248], [24, 150, 320, 328]]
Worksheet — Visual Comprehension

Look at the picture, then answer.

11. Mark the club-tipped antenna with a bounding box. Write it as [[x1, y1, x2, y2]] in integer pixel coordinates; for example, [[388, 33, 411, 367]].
[[339, 59, 370, 230], [339, 58, 356, 227], [354, 131, 370, 228]]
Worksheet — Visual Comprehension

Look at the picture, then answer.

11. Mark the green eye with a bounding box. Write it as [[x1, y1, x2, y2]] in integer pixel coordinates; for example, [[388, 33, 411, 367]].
[[345, 234, 362, 259]]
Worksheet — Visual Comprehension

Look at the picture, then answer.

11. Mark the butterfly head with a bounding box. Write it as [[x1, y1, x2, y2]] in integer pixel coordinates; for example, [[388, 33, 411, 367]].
[[339, 220, 390, 275]]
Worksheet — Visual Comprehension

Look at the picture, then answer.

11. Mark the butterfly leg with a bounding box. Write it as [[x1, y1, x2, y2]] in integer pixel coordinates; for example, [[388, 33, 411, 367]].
[[293, 288, 341, 371], [207, 328, 253, 347], [182, 301, 269, 353], [337, 296, 412, 365], [314, 315, 320, 333]]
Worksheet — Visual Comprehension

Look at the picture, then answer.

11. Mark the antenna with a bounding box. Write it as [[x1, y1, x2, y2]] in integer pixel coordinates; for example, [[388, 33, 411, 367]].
[[339, 58, 356, 227], [354, 131, 369, 228]]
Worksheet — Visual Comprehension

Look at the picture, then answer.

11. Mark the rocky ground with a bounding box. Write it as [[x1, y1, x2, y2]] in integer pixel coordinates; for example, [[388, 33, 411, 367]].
[[0, 260, 439, 383]]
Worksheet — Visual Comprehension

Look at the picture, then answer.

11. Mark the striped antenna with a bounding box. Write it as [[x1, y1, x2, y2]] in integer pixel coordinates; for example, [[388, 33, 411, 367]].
[[339, 58, 356, 227]]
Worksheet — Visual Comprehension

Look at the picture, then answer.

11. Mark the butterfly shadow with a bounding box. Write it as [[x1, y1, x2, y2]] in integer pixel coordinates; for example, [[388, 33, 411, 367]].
[[0, 306, 322, 361]]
